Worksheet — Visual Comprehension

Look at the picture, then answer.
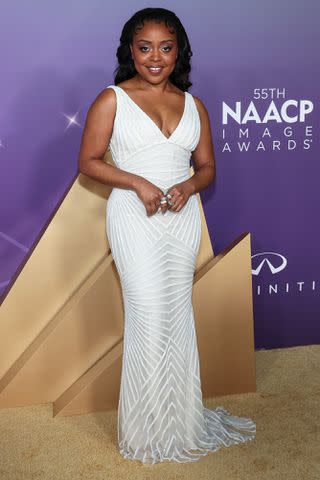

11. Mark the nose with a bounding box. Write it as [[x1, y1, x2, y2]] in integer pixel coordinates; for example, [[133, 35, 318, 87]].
[[150, 48, 161, 61]]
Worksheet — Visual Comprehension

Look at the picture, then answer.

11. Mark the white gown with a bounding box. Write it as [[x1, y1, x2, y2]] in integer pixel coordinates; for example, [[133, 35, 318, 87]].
[[105, 84, 256, 464]]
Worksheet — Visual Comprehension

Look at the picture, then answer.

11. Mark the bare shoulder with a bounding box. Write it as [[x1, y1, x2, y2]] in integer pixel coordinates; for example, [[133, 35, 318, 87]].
[[87, 86, 117, 116], [190, 94, 209, 117]]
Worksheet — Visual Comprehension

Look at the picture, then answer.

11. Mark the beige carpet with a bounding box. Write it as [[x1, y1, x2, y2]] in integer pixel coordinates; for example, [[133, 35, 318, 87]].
[[0, 344, 319, 480]]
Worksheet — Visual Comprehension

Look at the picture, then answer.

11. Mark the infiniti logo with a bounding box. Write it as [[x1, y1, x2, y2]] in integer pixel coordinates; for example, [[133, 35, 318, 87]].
[[251, 252, 287, 276], [252, 252, 316, 296]]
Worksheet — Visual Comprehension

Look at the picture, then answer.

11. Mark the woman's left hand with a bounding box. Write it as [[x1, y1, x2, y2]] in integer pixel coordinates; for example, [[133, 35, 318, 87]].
[[165, 181, 194, 212]]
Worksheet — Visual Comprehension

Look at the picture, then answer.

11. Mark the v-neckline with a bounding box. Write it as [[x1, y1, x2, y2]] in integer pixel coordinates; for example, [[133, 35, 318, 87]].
[[116, 86, 187, 141]]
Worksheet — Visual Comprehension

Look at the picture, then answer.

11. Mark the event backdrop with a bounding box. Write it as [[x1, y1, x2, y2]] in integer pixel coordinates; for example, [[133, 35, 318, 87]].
[[0, 1, 319, 349]]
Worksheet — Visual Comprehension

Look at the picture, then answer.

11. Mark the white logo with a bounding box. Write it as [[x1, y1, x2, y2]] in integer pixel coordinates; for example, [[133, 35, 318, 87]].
[[251, 252, 287, 275]]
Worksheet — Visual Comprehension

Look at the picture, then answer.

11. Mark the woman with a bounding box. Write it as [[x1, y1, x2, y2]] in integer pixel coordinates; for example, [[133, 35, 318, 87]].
[[78, 7, 256, 464]]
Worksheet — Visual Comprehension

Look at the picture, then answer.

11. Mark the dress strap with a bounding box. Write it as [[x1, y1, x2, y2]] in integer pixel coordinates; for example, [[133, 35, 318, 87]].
[[106, 84, 118, 96]]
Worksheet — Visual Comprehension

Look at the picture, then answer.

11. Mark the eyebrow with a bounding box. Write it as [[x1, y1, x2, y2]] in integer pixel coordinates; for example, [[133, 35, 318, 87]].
[[137, 39, 175, 43]]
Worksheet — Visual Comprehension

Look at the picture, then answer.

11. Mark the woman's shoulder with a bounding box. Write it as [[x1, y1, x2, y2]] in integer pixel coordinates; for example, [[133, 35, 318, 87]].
[[189, 92, 205, 109], [189, 93, 209, 118], [87, 86, 117, 119]]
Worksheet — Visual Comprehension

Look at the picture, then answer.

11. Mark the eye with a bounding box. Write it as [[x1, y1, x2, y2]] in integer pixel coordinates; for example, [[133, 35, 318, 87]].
[[139, 45, 172, 53]]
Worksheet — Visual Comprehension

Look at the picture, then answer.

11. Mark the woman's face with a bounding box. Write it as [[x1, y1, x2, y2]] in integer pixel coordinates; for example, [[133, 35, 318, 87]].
[[130, 20, 178, 84]]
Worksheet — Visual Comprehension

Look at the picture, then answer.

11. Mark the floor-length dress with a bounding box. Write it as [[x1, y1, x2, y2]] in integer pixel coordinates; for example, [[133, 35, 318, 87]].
[[105, 84, 256, 464]]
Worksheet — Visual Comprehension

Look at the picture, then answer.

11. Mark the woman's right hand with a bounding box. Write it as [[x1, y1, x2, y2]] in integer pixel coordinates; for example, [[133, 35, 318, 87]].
[[133, 178, 169, 216]]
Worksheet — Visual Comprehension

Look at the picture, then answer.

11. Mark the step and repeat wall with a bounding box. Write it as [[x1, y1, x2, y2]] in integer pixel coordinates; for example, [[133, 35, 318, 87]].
[[0, 1, 319, 349]]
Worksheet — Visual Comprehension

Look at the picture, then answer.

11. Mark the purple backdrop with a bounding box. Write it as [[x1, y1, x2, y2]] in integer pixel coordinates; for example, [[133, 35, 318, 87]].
[[1, 1, 319, 349]]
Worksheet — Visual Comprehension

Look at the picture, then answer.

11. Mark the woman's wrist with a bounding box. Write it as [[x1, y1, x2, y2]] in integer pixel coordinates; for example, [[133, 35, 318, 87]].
[[185, 179, 196, 195], [131, 174, 144, 192]]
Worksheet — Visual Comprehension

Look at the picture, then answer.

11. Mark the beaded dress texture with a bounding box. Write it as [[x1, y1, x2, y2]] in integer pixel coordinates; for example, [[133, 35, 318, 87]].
[[105, 84, 256, 464]]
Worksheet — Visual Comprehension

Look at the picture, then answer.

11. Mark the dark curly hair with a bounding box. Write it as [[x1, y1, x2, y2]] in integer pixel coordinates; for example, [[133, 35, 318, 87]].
[[113, 7, 193, 91]]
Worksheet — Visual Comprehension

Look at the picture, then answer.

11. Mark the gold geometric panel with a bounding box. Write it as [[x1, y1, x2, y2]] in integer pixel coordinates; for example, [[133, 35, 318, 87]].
[[194, 232, 256, 397]]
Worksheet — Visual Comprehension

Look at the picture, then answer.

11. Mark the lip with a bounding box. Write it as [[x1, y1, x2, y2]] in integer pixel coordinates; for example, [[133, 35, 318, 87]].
[[146, 66, 164, 75]]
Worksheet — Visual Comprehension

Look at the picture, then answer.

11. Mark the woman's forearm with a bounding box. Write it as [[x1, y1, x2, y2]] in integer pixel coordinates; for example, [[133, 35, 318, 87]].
[[186, 164, 215, 194], [79, 158, 142, 191]]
